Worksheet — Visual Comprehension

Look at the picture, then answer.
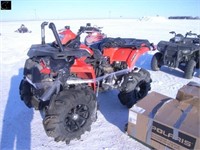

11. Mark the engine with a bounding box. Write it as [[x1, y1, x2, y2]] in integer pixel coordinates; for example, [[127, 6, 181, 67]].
[[92, 55, 128, 90]]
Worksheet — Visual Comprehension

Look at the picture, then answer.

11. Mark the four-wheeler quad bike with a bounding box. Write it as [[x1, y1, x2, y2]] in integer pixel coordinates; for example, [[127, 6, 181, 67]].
[[56, 22, 155, 107], [151, 31, 200, 79], [19, 22, 154, 144]]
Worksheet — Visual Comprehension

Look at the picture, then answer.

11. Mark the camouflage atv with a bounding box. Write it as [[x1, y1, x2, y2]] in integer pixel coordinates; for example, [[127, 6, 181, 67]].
[[19, 22, 153, 144]]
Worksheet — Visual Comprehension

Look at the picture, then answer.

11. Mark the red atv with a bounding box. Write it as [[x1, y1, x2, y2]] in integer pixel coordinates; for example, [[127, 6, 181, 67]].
[[58, 23, 154, 107], [19, 22, 153, 144]]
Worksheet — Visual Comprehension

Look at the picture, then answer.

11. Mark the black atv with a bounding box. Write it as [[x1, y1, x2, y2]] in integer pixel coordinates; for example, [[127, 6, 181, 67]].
[[151, 31, 200, 79], [19, 22, 97, 144]]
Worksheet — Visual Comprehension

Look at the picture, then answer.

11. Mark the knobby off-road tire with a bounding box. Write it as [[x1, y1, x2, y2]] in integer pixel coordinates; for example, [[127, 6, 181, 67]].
[[184, 59, 196, 79], [196, 61, 200, 69], [118, 68, 151, 108], [151, 52, 163, 71], [43, 87, 97, 144], [19, 79, 33, 108]]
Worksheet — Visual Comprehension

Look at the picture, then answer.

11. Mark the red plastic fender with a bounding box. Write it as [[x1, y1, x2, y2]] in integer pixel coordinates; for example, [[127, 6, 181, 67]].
[[70, 59, 96, 90], [103, 46, 150, 68], [126, 46, 150, 68], [103, 47, 132, 63]]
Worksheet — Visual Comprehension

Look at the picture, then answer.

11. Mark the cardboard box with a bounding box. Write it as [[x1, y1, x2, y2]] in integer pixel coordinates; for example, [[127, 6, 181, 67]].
[[176, 82, 200, 102], [127, 91, 200, 150], [176, 81, 200, 109]]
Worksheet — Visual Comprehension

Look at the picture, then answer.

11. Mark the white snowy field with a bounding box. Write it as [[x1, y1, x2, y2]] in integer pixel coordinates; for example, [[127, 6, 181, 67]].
[[0, 18, 200, 150]]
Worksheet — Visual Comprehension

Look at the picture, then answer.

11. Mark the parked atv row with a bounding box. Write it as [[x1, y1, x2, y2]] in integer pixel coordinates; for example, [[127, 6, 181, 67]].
[[151, 31, 200, 79], [19, 22, 154, 144]]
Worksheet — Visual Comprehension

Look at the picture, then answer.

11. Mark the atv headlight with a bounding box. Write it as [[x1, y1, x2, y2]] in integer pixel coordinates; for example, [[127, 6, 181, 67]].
[[182, 49, 191, 54]]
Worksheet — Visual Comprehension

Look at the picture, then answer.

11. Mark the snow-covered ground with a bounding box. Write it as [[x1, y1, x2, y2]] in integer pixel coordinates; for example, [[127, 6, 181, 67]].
[[0, 18, 200, 150]]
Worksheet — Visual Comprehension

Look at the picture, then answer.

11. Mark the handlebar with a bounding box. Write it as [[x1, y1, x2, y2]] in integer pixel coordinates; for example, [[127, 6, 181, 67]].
[[169, 31, 176, 35], [185, 31, 199, 37], [74, 24, 103, 40], [78, 23, 103, 34], [169, 31, 199, 38]]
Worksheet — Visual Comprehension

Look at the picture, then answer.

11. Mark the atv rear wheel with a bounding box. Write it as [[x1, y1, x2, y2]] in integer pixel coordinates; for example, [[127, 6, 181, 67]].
[[19, 79, 33, 108], [184, 59, 196, 79], [118, 68, 151, 108], [43, 87, 97, 144], [151, 52, 163, 71]]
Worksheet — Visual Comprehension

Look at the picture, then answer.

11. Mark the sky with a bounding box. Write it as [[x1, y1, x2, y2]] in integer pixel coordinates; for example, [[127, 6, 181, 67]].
[[0, 0, 200, 21]]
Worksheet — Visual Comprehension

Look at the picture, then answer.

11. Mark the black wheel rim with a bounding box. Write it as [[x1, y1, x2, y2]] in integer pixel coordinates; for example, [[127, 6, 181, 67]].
[[134, 81, 148, 100], [65, 104, 89, 133]]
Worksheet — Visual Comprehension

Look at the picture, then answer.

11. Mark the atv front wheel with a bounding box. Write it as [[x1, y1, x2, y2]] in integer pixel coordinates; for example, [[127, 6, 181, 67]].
[[184, 59, 196, 79], [118, 68, 151, 108], [43, 87, 97, 144], [196, 61, 200, 69], [151, 52, 163, 71]]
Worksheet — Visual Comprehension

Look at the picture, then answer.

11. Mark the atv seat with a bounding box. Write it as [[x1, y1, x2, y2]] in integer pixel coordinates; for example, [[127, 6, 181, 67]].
[[101, 38, 151, 49]]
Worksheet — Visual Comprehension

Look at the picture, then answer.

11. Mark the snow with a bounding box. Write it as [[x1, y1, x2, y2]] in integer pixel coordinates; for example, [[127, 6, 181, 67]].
[[0, 19, 200, 150]]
